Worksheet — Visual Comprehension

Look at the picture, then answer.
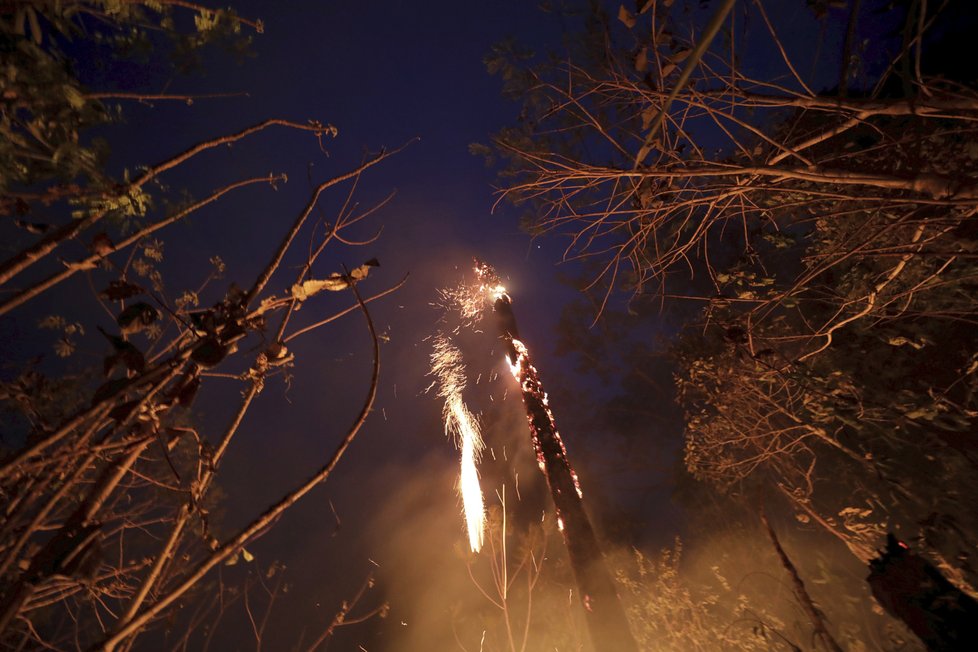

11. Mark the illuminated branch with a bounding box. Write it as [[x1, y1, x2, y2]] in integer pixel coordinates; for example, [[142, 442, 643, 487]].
[[0, 119, 338, 288], [761, 509, 844, 652], [98, 277, 383, 651]]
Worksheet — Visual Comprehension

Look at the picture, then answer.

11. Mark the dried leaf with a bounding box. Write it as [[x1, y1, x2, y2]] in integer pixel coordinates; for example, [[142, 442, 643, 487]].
[[670, 48, 691, 64], [92, 378, 130, 406], [175, 375, 201, 406], [26, 6, 41, 44], [618, 5, 636, 28], [886, 336, 926, 350], [90, 233, 114, 256], [117, 302, 160, 335], [635, 47, 648, 72], [349, 263, 373, 281], [98, 326, 146, 375], [14, 219, 50, 234], [291, 261, 376, 301], [108, 400, 141, 422], [101, 280, 145, 301], [191, 337, 228, 369], [267, 342, 288, 360], [291, 275, 349, 301]]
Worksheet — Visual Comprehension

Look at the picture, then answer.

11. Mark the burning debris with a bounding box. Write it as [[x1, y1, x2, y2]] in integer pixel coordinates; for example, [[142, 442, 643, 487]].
[[430, 260, 638, 652]]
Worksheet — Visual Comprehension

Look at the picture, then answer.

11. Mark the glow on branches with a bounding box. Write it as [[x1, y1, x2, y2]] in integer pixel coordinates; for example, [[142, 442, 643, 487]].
[[430, 334, 486, 552]]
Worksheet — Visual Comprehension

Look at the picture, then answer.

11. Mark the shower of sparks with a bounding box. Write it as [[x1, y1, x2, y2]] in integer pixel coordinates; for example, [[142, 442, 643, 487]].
[[430, 333, 486, 552], [438, 261, 508, 324]]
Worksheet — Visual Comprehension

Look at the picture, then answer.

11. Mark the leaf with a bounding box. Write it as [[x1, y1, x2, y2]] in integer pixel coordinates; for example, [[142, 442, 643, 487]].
[[100, 280, 145, 301], [108, 400, 141, 422], [191, 337, 228, 369], [618, 5, 636, 28], [92, 378, 129, 406], [641, 107, 658, 130], [291, 261, 376, 301], [267, 342, 288, 360], [669, 48, 691, 64], [225, 547, 254, 566], [98, 326, 146, 375], [291, 275, 349, 300], [25, 6, 41, 43], [886, 336, 926, 350], [117, 302, 160, 334], [349, 262, 376, 281], [175, 375, 201, 406], [54, 337, 75, 358], [90, 233, 114, 256], [104, 346, 145, 376], [14, 219, 50, 234], [635, 47, 648, 73]]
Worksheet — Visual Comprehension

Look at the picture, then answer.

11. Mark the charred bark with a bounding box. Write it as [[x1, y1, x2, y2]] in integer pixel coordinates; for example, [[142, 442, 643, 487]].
[[483, 262, 638, 652]]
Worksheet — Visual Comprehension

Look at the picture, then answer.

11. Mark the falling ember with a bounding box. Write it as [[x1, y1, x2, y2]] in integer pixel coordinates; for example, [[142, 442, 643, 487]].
[[430, 334, 486, 552]]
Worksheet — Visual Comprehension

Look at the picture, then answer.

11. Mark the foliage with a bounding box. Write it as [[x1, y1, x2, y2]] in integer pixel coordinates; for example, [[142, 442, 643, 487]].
[[0, 2, 399, 649], [489, 0, 978, 647], [617, 539, 791, 651]]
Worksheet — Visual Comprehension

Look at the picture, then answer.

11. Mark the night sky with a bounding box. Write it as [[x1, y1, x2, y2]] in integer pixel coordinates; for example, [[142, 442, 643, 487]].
[[0, 1, 903, 649]]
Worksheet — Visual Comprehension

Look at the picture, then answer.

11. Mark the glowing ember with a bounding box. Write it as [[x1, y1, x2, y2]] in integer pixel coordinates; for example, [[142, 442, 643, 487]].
[[504, 337, 583, 499], [430, 334, 486, 552]]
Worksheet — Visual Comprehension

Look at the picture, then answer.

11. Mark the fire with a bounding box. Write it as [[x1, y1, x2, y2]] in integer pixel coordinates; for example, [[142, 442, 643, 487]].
[[443, 260, 638, 651], [504, 337, 583, 499], [430, 334, 486, 552]]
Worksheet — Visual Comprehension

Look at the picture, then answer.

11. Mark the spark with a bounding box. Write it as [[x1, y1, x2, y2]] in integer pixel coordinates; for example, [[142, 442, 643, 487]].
[[430, 334, 486, 552]]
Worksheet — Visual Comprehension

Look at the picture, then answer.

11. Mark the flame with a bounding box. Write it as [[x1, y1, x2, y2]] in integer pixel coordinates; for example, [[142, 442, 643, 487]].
[[431, 334, 486, 552], [504, 337, 584, 499]]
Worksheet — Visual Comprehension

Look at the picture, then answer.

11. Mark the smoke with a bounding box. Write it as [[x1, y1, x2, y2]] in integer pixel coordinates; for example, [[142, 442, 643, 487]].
[[360, 393, 596, 652]]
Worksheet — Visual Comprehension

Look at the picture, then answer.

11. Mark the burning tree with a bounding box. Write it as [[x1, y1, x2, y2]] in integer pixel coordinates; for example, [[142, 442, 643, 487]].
[[0, 4, 401, 648], [436, 262, 638, 652]]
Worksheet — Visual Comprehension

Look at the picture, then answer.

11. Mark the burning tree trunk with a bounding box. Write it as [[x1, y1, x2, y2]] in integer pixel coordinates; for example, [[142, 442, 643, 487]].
[[477, 261, 638, 652]]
